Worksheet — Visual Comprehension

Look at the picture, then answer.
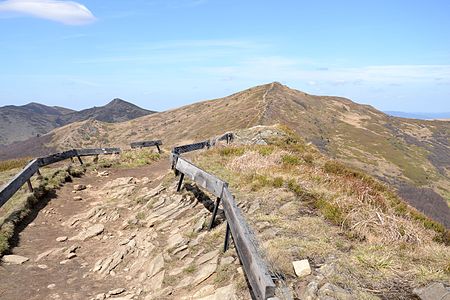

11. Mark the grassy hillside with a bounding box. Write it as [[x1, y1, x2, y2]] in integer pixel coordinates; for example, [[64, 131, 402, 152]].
[[191, 126, 449, 299], [1, 82, 448, 227], [0, 99, 154, 145]]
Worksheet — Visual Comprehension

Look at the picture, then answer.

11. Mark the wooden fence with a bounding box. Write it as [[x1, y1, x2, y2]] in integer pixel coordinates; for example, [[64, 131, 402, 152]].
[[1, 132, 277, 299], [171, 138, 276, 300], [0, 148, 121, 209], [130, 140, 162, 153]]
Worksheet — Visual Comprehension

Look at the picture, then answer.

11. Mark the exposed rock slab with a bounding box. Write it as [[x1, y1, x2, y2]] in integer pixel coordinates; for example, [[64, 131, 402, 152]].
[[70, 224, 104, 241], [413, 283, 450, 300], [2, 255, 29, 264]]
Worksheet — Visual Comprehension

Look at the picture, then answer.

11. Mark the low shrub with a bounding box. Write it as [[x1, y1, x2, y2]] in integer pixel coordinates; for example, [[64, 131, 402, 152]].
[[281, 154, 301, 166], [219, 147, 245, 157]]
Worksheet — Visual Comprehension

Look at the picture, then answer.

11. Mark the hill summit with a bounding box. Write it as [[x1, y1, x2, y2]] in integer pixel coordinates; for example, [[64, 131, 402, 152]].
[[0, 99, 155, 145]]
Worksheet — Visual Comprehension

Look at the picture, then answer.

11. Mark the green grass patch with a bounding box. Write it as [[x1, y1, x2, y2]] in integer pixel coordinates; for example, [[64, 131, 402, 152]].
[[257, 145, 275, 156], [314, 198, 345, 225], [281, 154, 301, 166], [219, 146, 245, 157], [272, 177, 284, 188]]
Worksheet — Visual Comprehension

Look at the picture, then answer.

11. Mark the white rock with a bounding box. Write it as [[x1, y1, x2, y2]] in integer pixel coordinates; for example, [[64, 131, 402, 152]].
[[2, 254, 29, 264], [73, 196, 83, 201], [108, 288, 125, 296], [56, 236, 68, 242], [293, 259, 311, 278], [47, 284, 56, 289], [67, 253, 76, 259], [97, 171, 109, 177]]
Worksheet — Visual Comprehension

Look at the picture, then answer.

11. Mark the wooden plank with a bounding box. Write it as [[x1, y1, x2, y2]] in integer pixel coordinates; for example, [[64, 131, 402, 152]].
[[75, 148, 121, 157], [130, 140, 162, 149], [173, 140, 210, 155], [37, 150, 77, 167], [175, 158, 227, 198], [222, 188, 276, 299], [0, 159, 39, 208]]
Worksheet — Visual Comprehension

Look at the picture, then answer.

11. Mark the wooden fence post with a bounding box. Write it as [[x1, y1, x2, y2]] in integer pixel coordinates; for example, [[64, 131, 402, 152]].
[[26, 179, 33, 193], [223, 222, 231, 252], [209, 197, 221, 230], [177, 173, 185, 192]]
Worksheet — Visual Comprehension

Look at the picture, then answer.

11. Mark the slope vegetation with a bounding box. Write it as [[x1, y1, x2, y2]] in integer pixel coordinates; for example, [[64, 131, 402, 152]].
[[192, 126, 449, 299], [1, 83, 449, 227]]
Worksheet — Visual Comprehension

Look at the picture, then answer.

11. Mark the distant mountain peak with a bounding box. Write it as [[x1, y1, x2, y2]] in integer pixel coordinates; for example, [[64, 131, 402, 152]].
[[108, 98, 127, 104], [0, 98, 155, 145]]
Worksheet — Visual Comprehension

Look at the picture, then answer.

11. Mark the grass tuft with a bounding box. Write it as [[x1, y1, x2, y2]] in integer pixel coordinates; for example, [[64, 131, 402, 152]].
[[281, 154, 301, 166]]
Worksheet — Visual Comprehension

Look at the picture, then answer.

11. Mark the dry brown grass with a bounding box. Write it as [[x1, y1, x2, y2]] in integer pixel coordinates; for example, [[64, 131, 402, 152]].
[[193, 125, 450, 298]]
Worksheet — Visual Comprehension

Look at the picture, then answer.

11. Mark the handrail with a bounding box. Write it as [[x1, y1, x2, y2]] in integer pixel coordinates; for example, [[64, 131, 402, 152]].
[[171, 138, 276, 300], [0, 159, 39, 208], [0, 147, 122, 209], [130, 140, 162, 153]]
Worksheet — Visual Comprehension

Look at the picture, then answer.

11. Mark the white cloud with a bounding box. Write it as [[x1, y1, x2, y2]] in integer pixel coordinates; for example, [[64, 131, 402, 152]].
[[0, 0, 96, 25]]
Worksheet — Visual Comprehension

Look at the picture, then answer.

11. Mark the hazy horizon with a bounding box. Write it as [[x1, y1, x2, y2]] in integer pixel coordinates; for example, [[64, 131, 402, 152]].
[[1, 0, 449, 113]]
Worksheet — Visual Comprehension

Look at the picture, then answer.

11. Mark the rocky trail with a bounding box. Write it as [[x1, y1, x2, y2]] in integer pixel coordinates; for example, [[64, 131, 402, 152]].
[[0, 158, 248, 300]]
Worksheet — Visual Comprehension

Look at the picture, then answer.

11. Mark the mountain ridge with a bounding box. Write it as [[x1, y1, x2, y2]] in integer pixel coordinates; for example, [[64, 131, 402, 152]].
[[0, 82, 449, 227], [0, 99, 155, 145]]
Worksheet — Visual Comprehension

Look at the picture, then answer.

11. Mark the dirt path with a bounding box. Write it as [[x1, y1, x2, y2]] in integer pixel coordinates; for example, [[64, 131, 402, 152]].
[[0, 158, 246, 300], [0, 159, 167, 299]]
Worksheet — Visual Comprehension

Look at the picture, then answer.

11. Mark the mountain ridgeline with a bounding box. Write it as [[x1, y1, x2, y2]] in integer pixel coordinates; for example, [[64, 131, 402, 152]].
[[1, 82, 449, 227], [0, 99, 155, 145]]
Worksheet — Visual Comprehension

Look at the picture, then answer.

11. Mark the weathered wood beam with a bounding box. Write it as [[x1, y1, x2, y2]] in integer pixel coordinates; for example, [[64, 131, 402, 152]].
[[175, 158, 227, 198], [37, 150, 77, 167], [221, 188, 276, 300], [173, 140, 210, 155], [75, 148, 121, 157], [130, 140, 162, 149], [0, 159, 39, 208]]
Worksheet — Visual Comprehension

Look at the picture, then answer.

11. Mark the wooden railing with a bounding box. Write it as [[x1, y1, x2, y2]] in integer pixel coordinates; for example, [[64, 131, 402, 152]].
[[130, 140, 162, 153], [1, 133, 277, 299], [171, 135, 277, 300], [0, 148, 121, 208]]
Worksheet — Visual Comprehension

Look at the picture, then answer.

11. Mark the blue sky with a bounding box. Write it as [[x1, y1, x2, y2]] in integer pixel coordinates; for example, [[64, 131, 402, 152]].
[[0, 0, 449, 112]]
